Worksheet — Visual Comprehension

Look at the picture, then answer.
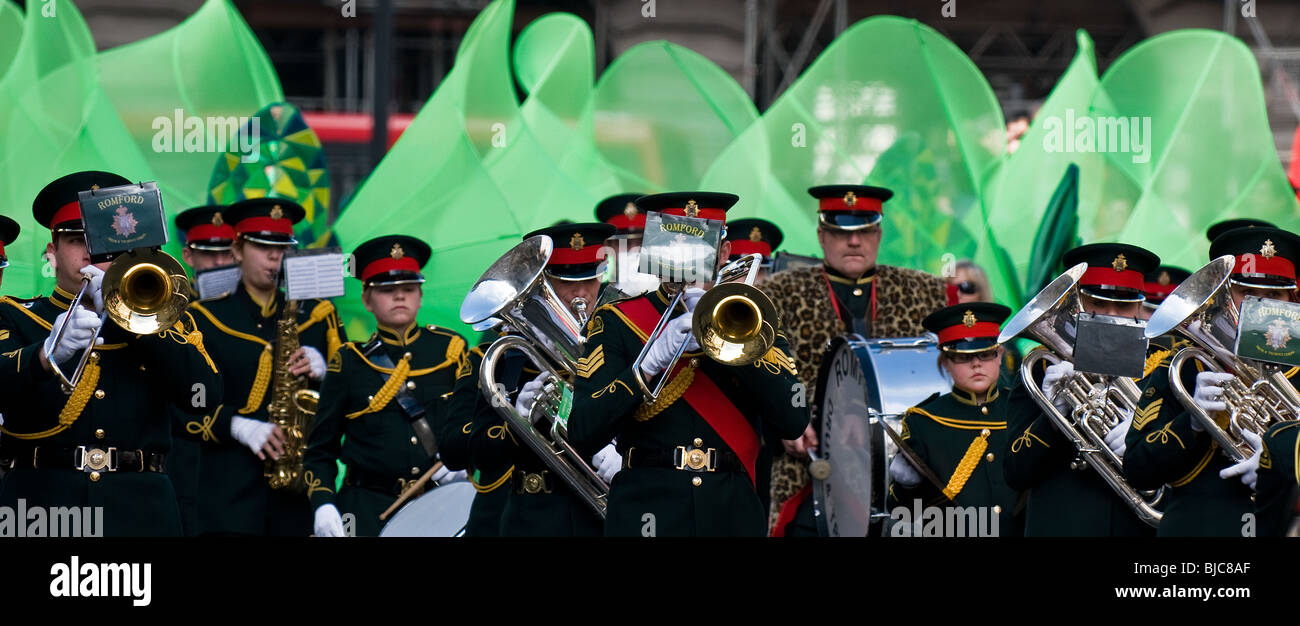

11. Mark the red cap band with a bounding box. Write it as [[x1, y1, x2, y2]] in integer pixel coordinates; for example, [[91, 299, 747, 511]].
[[1234, 253, 1297, 281], [235, 216, 294, 236], [606, 213, 646, 231], [729, 240, 772, 258], [0, 241, 5, 257], [1080, 266, 1144, 292], [1142, 282, 1177, 300], [186, 223, 237, 244], [550, 245, 603, 266], [819, 197, 883, 214], [51, 200, 83, 229], [937, 322, 1002, 345], [361, 256, 421, 282], [657, 207, 727, 224]]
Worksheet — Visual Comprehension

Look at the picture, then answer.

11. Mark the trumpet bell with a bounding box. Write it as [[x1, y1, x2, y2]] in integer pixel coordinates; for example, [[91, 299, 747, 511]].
[[102, 248, 190, 334], [997, 262, 1088, 355], [693, 282, 777, 366]]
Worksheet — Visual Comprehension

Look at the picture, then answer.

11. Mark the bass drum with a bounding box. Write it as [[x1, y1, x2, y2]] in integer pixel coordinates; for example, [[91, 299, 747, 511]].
[[811, 334, 951, 536], [379, 481, 476, 537]]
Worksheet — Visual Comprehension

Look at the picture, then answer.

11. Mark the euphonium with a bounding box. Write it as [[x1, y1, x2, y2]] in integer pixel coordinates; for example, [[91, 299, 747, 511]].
[[264, 298, 321, 492], [1144, 255, 1300, 462], [460, 235, 609, 517], [998, 262, 1164, 527]]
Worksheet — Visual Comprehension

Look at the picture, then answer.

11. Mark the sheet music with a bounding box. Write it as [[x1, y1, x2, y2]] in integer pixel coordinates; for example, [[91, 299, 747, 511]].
[[283, 248, 345, 301]]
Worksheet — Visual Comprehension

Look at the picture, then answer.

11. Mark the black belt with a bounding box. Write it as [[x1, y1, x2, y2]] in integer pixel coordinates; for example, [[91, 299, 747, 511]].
[[7, 446, 167, 473], [623, 446, 746, 473], [512, 470, 555, 495], [344, 470, 432, 497]]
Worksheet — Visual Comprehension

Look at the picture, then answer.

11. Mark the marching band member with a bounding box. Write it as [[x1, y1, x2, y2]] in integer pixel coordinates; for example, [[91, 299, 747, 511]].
[[761, 185, 946, 536], [567, 192, 809, 536], [302, 235, 466, 537], [186, 198, 346, 536], [1139, 265, 1189, 321], [0, 213, 17, 290], [444, 333, 517, 537], [1127, 227, 1300, 536], [1004, 243, 1160, 537], [0, 171, 222, 536], [1255, 420, 1300, 536], [887, 303, 1025, 535], [486, 222, 618, 537], [168, 205, 239, 535]]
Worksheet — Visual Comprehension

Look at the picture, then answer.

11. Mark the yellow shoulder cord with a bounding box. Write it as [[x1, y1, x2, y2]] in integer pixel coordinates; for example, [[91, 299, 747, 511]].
[[345, 353, 411, 419], [159, 317, 219, 373], [241, 347, 273, 414], [1, 357, 101, 440], [1142, 348, 1171, 379], [941, 431, 990, 500], [635, 364, 696, 422]]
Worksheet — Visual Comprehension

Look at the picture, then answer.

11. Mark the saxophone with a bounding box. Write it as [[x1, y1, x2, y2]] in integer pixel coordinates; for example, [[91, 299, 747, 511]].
[[264, 298, 321, 491]]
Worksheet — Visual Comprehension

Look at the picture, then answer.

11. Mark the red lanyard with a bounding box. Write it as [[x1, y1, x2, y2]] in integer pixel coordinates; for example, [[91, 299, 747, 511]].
[[821, 268, 876, 329]]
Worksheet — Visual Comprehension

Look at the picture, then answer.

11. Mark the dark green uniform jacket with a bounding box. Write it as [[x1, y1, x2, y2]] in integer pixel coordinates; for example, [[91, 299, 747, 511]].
[[186, 282, 344, 535], [1256, 420, 1300, 536], [1003, 348, 1156, 537], [0, 288, 222, 536], [439, 341, 510, 536], [569, 287, 810, 537], [303, 322, 465, 536], [887, 386, 1024, 536], [1122, 337, 1269, 536]]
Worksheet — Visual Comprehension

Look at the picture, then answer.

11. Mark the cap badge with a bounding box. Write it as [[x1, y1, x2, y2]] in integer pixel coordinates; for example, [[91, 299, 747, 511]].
[[623, 202, 638, 219], [91, 184, 100, 191], [1112, 254, 1127, 272], [843, 191, 857, 207], [1158, 270, 1170, 286], [390, 243, 405, 260], [684, 199, 699, 218], [1261, 239, 1277, 259], [270, 205, 284, 220], [570, 233, 586, 251], [962, 310, 976, 328], [212, 211, 224, 226], [749, 226, 762, 242]]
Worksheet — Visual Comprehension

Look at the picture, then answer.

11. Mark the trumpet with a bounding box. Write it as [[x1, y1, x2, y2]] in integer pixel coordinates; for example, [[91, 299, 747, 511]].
[[999, 262, 1164, 527], [1144, 255, 1300, 463], [46, 247, 190, 390], [460, 235, 609, 518], [630, 253, 777, 402]]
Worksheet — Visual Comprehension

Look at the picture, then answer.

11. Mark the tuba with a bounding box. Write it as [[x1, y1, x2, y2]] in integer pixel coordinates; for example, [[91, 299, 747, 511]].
[[630, 253, 777, 401], [999, 262, 1164, 527], [1144, 255, 1300, 462], [263, 298, 322, 491], [460, 236, 609, 518]]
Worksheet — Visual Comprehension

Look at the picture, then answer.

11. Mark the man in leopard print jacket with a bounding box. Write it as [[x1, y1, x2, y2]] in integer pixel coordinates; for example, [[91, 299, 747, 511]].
[[761, 184, 946, 536]]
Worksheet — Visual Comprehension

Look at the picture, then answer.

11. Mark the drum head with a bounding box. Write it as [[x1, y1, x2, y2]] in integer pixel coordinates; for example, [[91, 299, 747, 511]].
[[812, 335, 951, 537], [379, 481, 476, 537]]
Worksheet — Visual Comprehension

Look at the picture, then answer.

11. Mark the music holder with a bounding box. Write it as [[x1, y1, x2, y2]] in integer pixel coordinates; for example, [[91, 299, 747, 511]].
[[1236, 296, 1300, 367], [1073, 313, 1147, 378], [78, 182, 168, 263]]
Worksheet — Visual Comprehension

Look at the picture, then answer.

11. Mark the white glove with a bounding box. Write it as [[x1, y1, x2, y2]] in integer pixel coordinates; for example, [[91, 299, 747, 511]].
[[639, 315, 698, 378], [1219, 430, 1263, 491], [1191, 372, 1235, 431], [1104, 409, 1132, 459], [513, 372, 549, 424], [430, 464, 467, 486], [313, 504, 345, 537], [230, 416, 275, 457], [888, 454, 922, 487], [681, 287, 706, 312], [79, 265, 105, 313], [592, 443, 622, 483], [1040, 361, 1075, 414], [43, 307, 104, 365], [301, 345, 327, 380]]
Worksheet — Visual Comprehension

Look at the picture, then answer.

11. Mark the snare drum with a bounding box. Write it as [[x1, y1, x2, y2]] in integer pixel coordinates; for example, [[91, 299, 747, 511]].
[[378, 481, 476, 537]]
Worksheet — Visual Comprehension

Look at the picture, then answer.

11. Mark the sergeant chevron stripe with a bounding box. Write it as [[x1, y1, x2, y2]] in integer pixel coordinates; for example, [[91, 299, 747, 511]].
[[576, 345, 604, 378], [1133, 398, 1162, 430]]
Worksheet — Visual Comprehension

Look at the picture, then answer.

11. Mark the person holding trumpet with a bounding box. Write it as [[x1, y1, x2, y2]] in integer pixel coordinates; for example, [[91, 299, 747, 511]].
[[0, 171, 222, 536], [566, 192, 810, 536], [302, 235, 466, 537]]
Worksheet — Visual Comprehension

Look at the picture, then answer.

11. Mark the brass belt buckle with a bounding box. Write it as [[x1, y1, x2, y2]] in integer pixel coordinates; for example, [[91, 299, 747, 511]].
[[75, 446, 117, 472], [521, 471, 551, 494], [674, 445, 716, 472]]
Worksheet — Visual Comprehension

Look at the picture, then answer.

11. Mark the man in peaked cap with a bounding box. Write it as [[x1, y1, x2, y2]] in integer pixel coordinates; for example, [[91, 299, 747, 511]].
[[566, 192, 809, 536], [762, 184, 947, 537], [726, 217, 783, 284], [304, 234, 469, 537], [1126, 227, 1300, 536], [1004, 242, 1161, 537], [1140, 265, 1191, 321], [175, 205, 237, 283], [0, 171, 222, 536], [185, 196, 346, 536], [0, 214, 17, 290]]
